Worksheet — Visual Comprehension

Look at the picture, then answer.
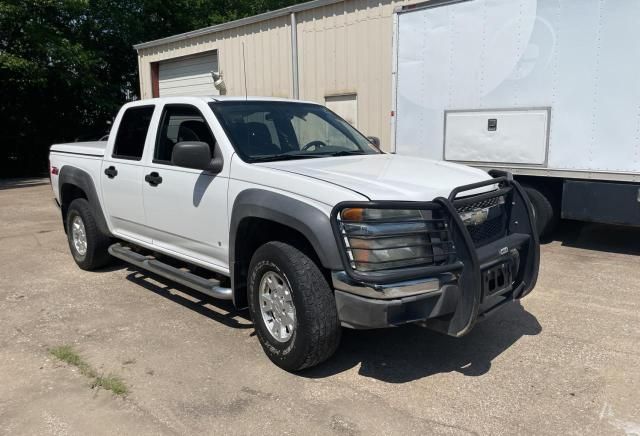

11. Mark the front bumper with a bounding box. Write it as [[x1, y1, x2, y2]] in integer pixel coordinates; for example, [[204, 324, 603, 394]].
[[331, 171, 540, 335]]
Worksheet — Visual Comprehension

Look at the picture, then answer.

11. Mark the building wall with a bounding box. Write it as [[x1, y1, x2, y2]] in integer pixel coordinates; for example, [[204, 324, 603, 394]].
[[295, 0, 408, 149], [137, 15, 293, 99], [136, 0, 411, 150]]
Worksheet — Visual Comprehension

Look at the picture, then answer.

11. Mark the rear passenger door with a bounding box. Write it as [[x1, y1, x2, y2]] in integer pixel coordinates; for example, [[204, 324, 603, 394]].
[[141, 103, 230, 271], [101, 105, 155, 243]]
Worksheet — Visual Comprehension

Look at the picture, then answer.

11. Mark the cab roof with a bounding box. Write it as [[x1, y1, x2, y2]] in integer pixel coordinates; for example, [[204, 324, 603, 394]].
[[132, 95, 318, 105]]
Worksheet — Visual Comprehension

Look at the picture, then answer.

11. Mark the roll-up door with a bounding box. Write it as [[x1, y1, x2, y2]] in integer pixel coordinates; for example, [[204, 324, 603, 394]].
[[158, 52, 218, 97]]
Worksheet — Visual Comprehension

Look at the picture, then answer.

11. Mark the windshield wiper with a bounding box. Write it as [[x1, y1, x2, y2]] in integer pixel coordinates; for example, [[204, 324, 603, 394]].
[[321, 150, 367, 157], [250, 153, 326, 162], [251, 150, 367, 162]]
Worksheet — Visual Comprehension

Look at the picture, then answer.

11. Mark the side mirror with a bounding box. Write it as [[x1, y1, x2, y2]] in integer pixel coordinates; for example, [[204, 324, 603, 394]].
[[367, 136, 381, 149], [172, 141, 223, 173]]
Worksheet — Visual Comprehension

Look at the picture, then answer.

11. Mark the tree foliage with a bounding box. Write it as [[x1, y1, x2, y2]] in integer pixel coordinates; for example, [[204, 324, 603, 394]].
[[0, 0, 301, 176]]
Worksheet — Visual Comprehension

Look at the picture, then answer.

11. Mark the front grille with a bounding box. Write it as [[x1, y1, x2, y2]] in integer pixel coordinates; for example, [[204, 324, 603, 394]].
[[466, 215, 507, 246], [455, 194, 508, 246], [456, 195, 503, 213]]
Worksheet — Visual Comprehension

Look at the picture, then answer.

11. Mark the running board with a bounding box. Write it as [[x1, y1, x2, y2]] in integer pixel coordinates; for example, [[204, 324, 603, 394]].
[[108, 243, 232, 301]]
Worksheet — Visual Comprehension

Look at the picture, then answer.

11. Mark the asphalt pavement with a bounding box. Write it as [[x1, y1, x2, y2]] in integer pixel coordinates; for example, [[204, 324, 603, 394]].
[[1, 180, 639, 435]]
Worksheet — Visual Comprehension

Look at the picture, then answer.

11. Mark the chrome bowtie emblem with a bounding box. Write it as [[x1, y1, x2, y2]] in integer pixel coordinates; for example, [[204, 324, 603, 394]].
[[499, 247, 509, 256], [459, 207, 490, 226]]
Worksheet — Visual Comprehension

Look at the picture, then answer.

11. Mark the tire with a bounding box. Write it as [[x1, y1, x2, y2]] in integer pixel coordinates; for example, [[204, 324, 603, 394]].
[[247, 241, 341, 371], [66, 198, 112, 270], [522, 185, 558, 239]]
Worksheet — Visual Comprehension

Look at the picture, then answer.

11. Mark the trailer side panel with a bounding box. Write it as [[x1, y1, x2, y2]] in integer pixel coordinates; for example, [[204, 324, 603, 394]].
[[393, 0, 640, 179]]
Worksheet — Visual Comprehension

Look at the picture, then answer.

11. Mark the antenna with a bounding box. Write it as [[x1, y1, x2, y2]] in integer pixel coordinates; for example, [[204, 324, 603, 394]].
[[242, 42, 248, 100]]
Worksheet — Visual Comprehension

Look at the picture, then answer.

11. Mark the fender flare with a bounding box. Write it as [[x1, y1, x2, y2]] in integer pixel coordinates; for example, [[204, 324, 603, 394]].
[[58, 166, 111, 236], [229, 189, 344, 306]]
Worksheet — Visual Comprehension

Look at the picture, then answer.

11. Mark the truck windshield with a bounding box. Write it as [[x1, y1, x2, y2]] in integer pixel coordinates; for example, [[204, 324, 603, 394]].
[[209, 101, 380, 162]]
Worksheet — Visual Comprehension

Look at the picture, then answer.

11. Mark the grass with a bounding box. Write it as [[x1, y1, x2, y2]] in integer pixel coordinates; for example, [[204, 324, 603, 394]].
[[92, 374, 128, 395], [50, 345, 97, 378], [49, 345, 129, 396]]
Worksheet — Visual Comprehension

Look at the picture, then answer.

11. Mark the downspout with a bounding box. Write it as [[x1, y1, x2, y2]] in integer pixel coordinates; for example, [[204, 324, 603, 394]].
[[290, 12, 300, 99]]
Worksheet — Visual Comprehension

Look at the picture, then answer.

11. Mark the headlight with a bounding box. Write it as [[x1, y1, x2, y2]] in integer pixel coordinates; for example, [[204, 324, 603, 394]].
[[337, 207, 453, 272]]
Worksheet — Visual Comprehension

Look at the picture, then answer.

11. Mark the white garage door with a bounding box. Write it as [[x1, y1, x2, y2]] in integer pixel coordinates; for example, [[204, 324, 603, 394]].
[[159, 52, 219, 97]]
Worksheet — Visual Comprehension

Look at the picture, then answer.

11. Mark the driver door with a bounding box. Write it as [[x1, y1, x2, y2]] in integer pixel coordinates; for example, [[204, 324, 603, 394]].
[[142, 103, 230, 271]]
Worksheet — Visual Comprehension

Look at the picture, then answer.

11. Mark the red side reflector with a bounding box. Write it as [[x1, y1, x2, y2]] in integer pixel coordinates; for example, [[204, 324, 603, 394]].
[[51, 166, 59, 175]]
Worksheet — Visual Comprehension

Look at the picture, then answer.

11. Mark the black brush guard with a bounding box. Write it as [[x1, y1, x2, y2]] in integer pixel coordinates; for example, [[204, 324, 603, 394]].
[[330, 170, 540, 337]]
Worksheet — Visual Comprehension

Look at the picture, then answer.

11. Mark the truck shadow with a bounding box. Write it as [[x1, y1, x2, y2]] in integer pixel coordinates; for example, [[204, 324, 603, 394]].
[[115, 263, 540, 382], [123, 266, 253, 330], [303, 302, 541, 383]]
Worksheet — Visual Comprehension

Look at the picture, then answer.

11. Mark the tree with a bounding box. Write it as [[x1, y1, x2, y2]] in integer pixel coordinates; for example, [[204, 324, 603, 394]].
[[0, 0, 302, 177]]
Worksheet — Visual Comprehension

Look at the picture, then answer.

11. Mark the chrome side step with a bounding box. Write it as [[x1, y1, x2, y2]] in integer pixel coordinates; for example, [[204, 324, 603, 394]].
[[108, 243, 232, 301]]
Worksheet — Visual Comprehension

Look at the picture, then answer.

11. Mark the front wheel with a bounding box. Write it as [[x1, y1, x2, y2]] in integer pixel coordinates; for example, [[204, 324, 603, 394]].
[[247, 241, 341, 371]]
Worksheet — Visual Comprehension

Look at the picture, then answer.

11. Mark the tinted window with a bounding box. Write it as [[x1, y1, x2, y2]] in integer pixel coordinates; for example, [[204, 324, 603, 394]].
[[112, 106, 154, 160], [155, 105, 216, 164], [210, 101, 378, 162]]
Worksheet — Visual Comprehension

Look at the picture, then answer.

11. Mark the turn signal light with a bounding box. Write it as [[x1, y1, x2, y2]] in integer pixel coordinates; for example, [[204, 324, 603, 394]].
[[341, 208, 364, 222]]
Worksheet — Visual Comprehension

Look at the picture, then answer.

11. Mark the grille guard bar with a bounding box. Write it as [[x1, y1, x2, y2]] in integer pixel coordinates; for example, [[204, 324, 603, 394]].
[[330, 170, 540, 337]]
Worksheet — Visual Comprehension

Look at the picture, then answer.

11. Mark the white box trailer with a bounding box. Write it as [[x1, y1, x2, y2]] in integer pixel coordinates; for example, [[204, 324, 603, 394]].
[[391, 0, 640, 235]]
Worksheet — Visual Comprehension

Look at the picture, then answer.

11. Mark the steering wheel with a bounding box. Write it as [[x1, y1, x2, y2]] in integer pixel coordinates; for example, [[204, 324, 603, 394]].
[[302, 140, 328, 151]]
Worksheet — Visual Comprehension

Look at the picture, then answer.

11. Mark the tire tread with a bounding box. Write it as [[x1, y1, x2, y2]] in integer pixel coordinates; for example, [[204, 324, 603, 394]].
[[249, 241, 341, 371], [67, 198, 111, 270]]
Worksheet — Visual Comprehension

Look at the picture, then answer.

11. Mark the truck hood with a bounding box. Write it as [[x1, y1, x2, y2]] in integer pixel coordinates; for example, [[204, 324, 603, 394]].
[[258, 154, 494, 201]]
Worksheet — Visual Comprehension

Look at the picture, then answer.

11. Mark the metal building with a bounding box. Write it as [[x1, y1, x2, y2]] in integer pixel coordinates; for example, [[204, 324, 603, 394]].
[[134, 0, 411, 150]]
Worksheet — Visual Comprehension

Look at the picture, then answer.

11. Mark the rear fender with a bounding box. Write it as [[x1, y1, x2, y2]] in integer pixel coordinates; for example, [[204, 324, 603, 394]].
[[58, 166, 111, 236]]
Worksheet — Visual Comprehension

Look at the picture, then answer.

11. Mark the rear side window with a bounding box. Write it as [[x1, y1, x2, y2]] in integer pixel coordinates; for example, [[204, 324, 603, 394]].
[[112, 106, 155, 160]]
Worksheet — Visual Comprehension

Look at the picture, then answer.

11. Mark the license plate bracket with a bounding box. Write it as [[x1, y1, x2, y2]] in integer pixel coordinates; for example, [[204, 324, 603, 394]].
[[482, 261, 513, 299]]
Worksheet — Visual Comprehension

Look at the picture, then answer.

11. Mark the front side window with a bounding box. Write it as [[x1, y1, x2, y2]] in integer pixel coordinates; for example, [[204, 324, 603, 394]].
[[209, 101, 379, 162], [154, 105, 216, 164], [112, 106, 154, 160]]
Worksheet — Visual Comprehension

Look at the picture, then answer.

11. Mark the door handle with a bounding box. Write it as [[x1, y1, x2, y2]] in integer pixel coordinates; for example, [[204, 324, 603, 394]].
[[104, 166, 118, 178], [145, 172, 163, 186]]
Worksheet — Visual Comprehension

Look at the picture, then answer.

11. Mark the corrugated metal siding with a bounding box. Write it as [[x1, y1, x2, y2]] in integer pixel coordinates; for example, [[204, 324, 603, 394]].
[[295, 0, 409, 149], [136, 0, 412, 149], [138, 15, 293, 99]]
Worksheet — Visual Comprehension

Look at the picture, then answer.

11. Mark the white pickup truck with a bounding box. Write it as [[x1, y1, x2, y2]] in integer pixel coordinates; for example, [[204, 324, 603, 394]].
[[49, 96, 539, 371]]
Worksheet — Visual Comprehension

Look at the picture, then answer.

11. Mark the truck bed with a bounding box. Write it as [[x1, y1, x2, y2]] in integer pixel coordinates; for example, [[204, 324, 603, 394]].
[[50, 141, 107, 157], [49, 141, 107, 203]]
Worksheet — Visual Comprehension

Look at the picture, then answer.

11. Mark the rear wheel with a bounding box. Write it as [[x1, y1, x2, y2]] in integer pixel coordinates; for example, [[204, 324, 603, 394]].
[[66, 198, 112, 270], [522, 185, 559, 239], [247, 241, 341, 371]]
